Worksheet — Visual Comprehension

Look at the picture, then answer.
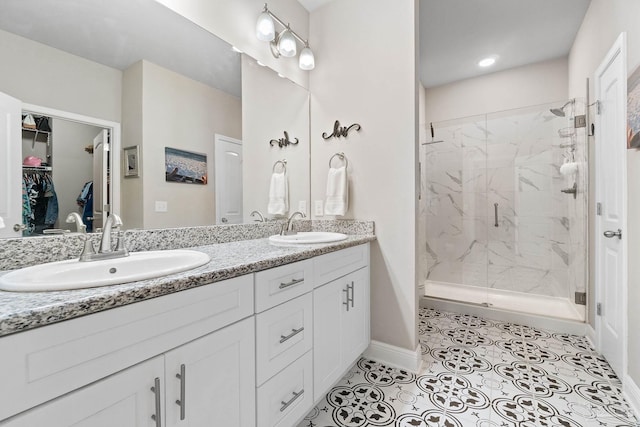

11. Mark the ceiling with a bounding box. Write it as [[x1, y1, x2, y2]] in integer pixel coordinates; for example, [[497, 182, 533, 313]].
[[419, 0, 592, 88], [0, 0, 241, 97]]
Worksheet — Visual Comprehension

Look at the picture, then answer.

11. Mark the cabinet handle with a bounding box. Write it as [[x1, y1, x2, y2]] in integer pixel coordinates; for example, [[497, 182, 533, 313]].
[[349, 281, 355, 308], [279, 277, 304, 289], [175, 364, 186, 420], [343, 287, 350, 311], [280, 389, 304, 412], [280, 326, 304, 343], [150, 377, 162, 427]]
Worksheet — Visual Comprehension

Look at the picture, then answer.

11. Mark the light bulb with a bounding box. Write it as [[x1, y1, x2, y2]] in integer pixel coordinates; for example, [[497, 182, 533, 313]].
[[278, 28, 297, 57], [299, 46, 315, 70], [256, 11, 275, 41]]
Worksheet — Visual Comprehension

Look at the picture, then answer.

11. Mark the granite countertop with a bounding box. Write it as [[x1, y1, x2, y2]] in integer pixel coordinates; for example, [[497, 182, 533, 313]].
[[0, 235, 375, 337]]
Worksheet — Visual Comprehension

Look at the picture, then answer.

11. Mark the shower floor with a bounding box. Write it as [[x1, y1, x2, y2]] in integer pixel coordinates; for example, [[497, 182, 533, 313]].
[[424, 280, 584, 322]]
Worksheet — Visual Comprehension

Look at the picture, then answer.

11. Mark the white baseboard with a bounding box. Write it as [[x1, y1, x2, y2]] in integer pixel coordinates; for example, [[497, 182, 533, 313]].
[[585, 324, 596, 349], [624, 375, 640, 419], [364, 340, 422, 373]]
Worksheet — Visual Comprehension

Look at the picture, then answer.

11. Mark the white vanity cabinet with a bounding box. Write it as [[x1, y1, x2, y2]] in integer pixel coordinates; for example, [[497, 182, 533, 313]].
[[3, 318, 255, 427], [313, 245, 370, 401], [0, 242, 371, 427], [0, 275, 255, 425]]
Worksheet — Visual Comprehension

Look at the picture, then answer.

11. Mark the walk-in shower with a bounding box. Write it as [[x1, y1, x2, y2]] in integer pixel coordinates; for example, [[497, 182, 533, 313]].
[[419, 101, 588, 324]]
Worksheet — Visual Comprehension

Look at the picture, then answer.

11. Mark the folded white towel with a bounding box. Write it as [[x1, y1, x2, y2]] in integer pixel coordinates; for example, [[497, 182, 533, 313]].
[[560, 162, 578, 176], [324, 166, 348, 216], [267, 172, 289, 215]]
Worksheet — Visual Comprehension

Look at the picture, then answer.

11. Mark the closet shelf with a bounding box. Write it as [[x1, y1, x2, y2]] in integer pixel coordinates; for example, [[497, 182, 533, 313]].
[[22, 127, 50, 149], [22, 165, 52, 172]]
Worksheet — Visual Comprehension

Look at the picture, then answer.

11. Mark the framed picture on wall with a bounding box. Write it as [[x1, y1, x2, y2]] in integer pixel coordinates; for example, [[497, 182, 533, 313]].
[[123, 145, 140, 178], [164, 147, 208, 185], [628, 64, 640, 149]]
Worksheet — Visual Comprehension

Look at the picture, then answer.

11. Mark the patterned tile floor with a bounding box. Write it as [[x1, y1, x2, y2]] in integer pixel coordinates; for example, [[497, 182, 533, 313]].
[[299, 307, 639, 427]]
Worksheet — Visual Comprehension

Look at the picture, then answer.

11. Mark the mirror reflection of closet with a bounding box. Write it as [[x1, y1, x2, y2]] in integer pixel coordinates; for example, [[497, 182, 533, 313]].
[[20, 111, 109, 236]]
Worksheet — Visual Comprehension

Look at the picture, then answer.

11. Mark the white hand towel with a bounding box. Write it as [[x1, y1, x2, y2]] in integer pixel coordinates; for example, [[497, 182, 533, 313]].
[[324, 166, 348, 216], [267, 171, 289, 215]]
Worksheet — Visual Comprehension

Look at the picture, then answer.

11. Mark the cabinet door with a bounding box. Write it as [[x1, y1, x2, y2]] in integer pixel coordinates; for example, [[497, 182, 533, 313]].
[[341, 267, 370, 365], [313, 277, 347, 400], [164, 317, 255, 427], [2, 356, 164, 427]]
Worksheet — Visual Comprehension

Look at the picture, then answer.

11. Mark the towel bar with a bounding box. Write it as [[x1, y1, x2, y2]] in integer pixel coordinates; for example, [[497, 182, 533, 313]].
[[273, 159, 287, 173], [329, 152, 348, 169]]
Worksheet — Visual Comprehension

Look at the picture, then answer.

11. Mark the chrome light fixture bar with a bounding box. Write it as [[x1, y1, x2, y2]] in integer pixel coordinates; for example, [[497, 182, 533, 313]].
[[255, 3, 315, 70]]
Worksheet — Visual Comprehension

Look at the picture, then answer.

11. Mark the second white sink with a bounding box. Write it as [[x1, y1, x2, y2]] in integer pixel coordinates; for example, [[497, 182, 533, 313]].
[[0, 249, 211, 292], [269, 231, 348, 246]]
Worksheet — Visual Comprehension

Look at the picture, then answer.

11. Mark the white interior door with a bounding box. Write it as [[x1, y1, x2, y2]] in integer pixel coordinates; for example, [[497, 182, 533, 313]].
[[0, 91, 22, 238], [214, 134, 243, 224], [93, 130, 109, 229], [595, 33, 627, 378]]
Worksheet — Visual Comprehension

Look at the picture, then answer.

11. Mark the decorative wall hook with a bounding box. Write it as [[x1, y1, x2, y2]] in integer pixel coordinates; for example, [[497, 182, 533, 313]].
[[322, 120, 361, 140], [269, 131, 299, 148]]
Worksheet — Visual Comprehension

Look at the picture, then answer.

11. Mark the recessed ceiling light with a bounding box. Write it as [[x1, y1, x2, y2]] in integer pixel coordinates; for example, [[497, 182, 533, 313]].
[[478, 56, 497, 67]]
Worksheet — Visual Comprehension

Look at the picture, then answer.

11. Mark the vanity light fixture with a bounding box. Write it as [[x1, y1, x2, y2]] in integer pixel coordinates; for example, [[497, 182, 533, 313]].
[[478, 56, 497, 67], [255, 3, 315, 70]]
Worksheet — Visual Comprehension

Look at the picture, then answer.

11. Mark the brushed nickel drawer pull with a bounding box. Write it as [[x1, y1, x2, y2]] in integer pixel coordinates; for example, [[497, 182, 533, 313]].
[[175, 364, 186, 420], [150, 377, 162, 427], [280, 389, 304, 412], [343, 287, 350, 311], [280, 327, 304, 343], [279, 277, 304, 289]]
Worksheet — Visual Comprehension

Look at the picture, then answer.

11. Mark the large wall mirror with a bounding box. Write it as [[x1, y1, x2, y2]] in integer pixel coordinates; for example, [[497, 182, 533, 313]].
[[0, 0, 310, 238]]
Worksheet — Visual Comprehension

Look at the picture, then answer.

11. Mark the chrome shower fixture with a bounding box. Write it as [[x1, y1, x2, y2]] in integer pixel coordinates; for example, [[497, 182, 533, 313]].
[[550, 99, 575, 117]]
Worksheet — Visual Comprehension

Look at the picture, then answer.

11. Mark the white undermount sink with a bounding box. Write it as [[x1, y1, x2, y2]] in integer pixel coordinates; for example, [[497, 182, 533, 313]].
[[0, 249, 211, 292], [268, 231, 348, 246]]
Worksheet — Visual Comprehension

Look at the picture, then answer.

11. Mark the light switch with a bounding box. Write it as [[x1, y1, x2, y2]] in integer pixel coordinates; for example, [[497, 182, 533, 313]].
[[315, 200, 324, 216], [155, 201, 168, 212]]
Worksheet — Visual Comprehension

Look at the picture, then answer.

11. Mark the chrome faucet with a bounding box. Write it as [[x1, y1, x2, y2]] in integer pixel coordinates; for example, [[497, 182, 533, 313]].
[[77, 214, 129, 262], [250, 210, 265, 222], [281, 211, 306, 235], [65, 212, 87, 233]]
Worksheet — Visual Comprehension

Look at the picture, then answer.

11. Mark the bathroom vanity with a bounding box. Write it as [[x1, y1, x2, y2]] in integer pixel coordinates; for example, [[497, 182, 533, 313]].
[[0, 235, 372, 427]]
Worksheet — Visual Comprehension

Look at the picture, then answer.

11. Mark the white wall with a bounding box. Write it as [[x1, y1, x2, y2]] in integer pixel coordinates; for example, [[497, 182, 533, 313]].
[[567, 0, 640, 390], [121, 62, 145, 229], [425, 57, 568, 123], [309, 0, 418, 352], [0, 29, 121, 122], [51, 119, 102, 230], [242, 55, 310, 220], [155, 0, 310, 89], [139, 60, 242, 229]]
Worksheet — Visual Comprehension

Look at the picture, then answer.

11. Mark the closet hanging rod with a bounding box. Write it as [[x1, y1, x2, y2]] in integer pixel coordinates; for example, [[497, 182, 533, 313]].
[[273, 159, 287, 173], [329, 152, 348, 169], [22, 165, 52, 172]]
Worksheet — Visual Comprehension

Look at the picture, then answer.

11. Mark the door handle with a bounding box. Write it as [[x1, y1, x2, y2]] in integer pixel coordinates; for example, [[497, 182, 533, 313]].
[[494, 203, 499, 227], [13, 224, 26, 232], [603, 229, 622, 239], [343, 287, 350, 311], [280, 327, 304, 343], [221, 217, 228, 223]]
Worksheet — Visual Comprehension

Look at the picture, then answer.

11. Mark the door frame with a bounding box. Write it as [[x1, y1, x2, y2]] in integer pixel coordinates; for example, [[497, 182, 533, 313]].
[[594, 32, 627, 379], [22, 103, 121, 222]]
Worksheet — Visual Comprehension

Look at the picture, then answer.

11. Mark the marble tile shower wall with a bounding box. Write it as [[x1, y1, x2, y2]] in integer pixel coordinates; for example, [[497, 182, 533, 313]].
[[422, 107, 587, 300]]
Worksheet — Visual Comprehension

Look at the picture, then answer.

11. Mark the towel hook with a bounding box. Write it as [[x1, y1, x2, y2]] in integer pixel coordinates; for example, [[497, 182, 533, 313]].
[[329, 152, 348, 169], [273, 159, 287, 173]]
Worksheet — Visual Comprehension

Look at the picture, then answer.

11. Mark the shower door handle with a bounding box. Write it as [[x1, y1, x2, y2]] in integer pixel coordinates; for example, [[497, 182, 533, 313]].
[[494, 203, 499, 227]]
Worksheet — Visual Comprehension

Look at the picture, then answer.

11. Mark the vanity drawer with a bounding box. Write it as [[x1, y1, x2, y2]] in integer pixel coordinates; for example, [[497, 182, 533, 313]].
[[256, 351, 313, 427], [255, 293, 312, 385], [314, 243, 369, 287], [254, 259, 313, 312], [0, 275, 254, 422]]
